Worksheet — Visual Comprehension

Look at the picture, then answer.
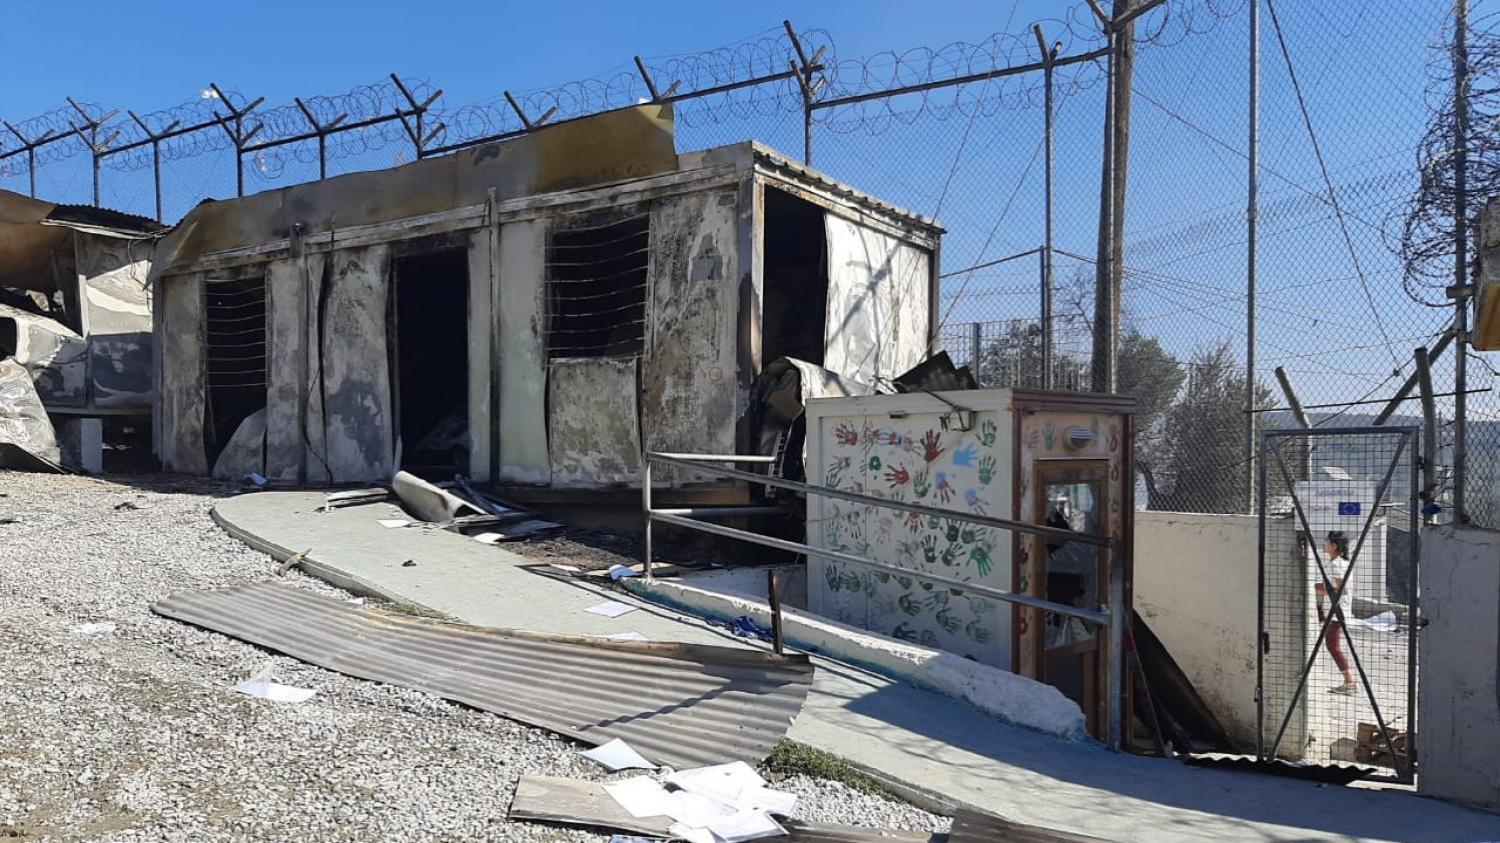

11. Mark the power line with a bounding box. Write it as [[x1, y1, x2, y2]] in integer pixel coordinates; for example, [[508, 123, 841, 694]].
[[1265, 0, 1402, 370]]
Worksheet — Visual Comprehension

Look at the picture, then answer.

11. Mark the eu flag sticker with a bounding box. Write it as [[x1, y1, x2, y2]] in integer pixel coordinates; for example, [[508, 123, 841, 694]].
[[1337, 501, 1360, 516]]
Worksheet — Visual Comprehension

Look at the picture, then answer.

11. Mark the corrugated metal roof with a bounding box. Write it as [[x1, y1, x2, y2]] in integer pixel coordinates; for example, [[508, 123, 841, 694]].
[[151, 581, 813, 769]]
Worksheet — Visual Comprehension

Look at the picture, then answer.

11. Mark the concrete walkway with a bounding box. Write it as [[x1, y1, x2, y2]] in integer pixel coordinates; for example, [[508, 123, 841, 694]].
[[213, 491, 1500, 843]]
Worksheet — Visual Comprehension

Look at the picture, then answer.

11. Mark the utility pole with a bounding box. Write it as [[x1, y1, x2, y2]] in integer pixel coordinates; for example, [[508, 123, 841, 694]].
[[1452, 0, 1470, 523], [1246, 0, 1261, 513], [1091, 0, 1139, 393]]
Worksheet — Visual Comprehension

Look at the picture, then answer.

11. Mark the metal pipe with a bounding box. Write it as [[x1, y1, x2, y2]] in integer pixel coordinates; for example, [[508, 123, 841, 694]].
[[647, 452, 1114, 547], [1374, 329, 1455, 424], [1454, 0, 1470, 524], [1415, 345, 1438, 517], [1254, 429, 1268, 761], [642, 459, 654, 582], [969, 321, 983, 376], [649, 510, 1113, 626], [651, 506, 786, 517], [1273, 366, 1310, 428], [151, 139, 163, 222], [1406, 415, 1421, 781], [1038, 26, 1057, 391], [768, 569, 785, 656], [650, 452, 778, 463], [1246, 0, 1261, 514], [811, 47, 1109, 111]]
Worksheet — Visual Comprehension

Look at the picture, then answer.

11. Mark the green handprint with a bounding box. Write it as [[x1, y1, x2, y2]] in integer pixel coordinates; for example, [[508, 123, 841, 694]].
[[913, 469, 932, 500], [927, 515, 941, 529], [978, 454, 996, 485], [893, 622, 919, 643], [1043, 419, 1056, 450], [921, 535, 939, 566], [960, 526, 977, 544], [924, 589, 950, 610], [919, 630, 939, 647], [944, 520, 961, 543], [970, 544, 993, 576], [896, 575, 913, 589], [940, 542, 960, 567], [980, 419, 997, 446], [824, 564, 841, 592], [936, 607, 962, 634], [898, 593, 923, 616], [965, 620, 993, 644]]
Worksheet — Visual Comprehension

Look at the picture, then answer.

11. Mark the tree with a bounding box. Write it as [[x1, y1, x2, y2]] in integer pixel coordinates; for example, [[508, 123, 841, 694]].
[[1139, 341, 1275, 513]]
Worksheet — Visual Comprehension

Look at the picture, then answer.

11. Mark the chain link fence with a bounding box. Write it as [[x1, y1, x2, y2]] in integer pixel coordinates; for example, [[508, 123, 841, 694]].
[[3, 1, 1495, 526]]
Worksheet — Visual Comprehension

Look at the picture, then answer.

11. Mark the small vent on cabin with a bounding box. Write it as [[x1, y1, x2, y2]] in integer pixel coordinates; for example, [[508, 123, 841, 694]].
[[204, 276, 268, 456], [545, 213, 649, 359]]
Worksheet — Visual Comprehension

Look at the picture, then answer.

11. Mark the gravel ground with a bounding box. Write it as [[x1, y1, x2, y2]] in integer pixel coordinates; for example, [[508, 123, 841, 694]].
[[0, 471, 947, 841]]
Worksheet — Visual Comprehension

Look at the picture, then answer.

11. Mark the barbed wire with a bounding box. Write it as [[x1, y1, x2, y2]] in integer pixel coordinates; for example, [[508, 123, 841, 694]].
[[1390, 6, 1500, 306]]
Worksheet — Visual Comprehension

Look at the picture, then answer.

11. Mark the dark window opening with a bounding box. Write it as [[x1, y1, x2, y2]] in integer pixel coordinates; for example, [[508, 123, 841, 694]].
[[204, 275, 267, 462], [545, 213, 649, 358], [0, 317, 15, 358], [762, 187, 828, 365], [393, 246, 470, 477]]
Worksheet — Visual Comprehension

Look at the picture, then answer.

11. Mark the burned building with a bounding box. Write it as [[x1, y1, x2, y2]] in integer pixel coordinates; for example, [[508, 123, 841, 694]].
[[0, 190, 161, 470], [149, 105, 941, 489]]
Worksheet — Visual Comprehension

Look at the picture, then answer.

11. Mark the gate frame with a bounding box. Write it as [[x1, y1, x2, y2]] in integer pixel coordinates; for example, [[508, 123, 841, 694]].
[[1255, 425, 1421, 782]]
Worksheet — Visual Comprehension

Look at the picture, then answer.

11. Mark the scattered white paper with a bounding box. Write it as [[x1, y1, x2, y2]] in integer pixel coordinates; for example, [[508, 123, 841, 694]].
[[661, 790, 736, 828], [607, 631, 649, 642], [1348, 611, 1398, 633], [75, 622, 116, 636], [608, 564, 639, 581], [345, 597, 366, 606], [666, 762, 766, 807], [668, 824, 716, 843], [472, 532, 504, 544], [602, 776, 676, 818], [233, 667, 315, 703], [586, 600, 638, 618], [580, 738, 656, 771], [608, 837, 658, 843], [550, 563, 582, 573], [378, 519, 411, 529], [737, 784, 797, 817], [707, 808, 787, 842]]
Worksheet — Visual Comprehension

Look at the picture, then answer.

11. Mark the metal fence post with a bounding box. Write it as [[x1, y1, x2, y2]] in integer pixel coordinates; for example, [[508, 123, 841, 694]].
[[642, 457, 654, 581], [1246, 0, 1261, 514], [1035, 25, 1057, 391], [969, 321, 983, 379], [1452, 0, 1470, 524]]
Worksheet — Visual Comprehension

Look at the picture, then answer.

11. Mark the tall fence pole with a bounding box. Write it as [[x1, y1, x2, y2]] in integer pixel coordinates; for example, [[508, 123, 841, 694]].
[[1452, 0, 1470, 523], [969, 321, 983, 380], [1036, 25, 1057, 390], [1246, 0, 1261, 512]]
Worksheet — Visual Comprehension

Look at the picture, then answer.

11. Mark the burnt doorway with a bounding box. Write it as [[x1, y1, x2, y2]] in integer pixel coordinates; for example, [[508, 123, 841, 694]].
[[762, 187, 828, 365], [392, 245, 469, 478], [204, 274, 267, 467]]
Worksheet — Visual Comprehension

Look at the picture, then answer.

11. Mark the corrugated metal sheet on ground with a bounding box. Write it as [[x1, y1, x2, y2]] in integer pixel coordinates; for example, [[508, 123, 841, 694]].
[[508, 775, 945, 841], [948, 809, 1114, 843], [152, 581, 813, 769]]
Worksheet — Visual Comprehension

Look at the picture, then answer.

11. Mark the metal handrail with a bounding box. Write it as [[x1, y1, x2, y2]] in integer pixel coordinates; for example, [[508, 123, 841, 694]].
[[639, 449, 1126, 750]]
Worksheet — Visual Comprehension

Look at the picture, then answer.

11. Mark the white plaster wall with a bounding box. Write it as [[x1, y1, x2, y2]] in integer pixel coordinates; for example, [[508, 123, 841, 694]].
[[1418, 524, 1500, 809], [1133, 510, 1261, 748]]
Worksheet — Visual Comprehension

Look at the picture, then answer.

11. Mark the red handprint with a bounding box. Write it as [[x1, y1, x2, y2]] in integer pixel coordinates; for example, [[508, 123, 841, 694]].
[[884, 463, 910, 486], [835, 422, 859, 447], [919, 430, 944, 463]]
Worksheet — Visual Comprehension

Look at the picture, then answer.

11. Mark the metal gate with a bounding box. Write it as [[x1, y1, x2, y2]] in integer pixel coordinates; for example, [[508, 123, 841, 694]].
[[1257, 426, 1420, 781]]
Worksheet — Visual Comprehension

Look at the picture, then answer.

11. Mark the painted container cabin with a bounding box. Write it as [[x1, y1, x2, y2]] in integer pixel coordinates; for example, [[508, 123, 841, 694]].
[[148, 105, 942, 489]]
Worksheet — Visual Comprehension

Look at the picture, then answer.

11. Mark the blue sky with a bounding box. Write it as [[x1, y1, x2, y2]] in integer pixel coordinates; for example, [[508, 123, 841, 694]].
[[2, 0, 1489, 420]]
